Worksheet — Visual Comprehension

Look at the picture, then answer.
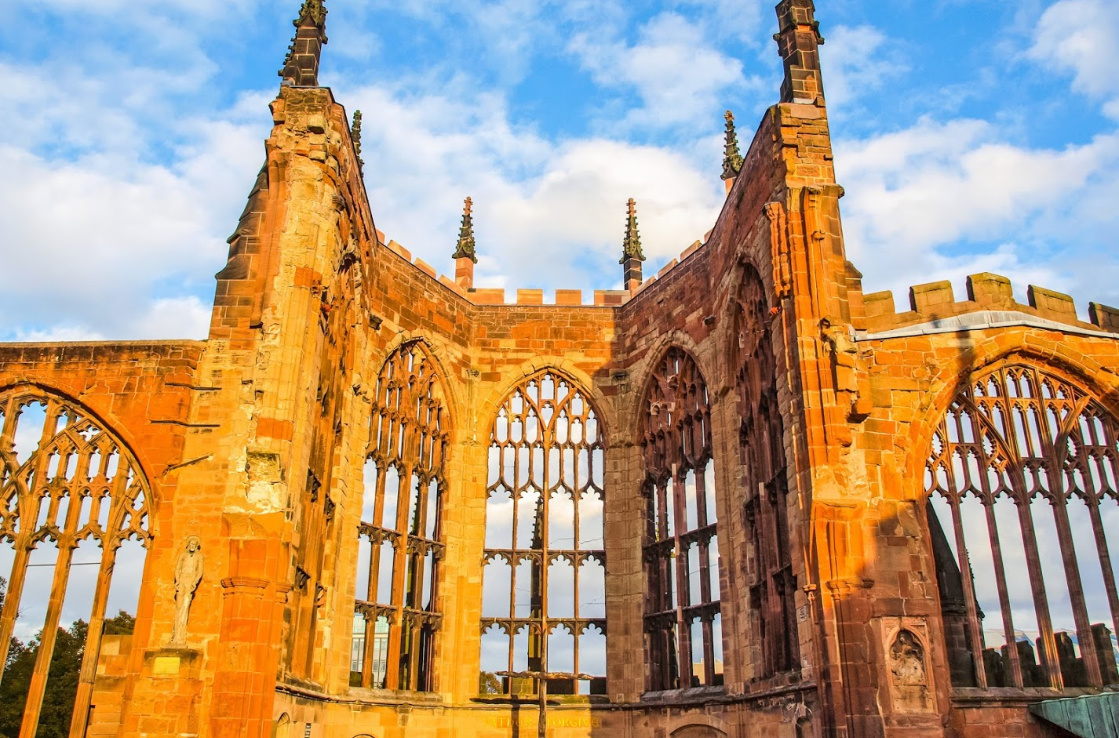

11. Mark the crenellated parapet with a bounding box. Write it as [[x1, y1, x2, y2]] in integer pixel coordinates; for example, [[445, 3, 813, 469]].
[[858, 272, 1119, 337]]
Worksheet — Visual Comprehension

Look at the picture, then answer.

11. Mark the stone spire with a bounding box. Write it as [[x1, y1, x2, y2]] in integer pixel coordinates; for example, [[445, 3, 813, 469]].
[[351, 110, 364, 170], [453, 197, 477, 290], [774, 0, 825, 105], [721, 110, 743, 189], [453, 197, 478, 263], [620, 198, 645, 291], [279, 0, 328, 87]]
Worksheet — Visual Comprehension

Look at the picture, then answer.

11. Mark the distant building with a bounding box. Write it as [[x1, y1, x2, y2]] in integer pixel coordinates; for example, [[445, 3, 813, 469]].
[[1, 1, 1117, 737]]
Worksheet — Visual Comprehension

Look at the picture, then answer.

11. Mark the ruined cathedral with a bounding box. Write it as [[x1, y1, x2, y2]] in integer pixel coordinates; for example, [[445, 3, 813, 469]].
[[3, 1, 1119, 737]]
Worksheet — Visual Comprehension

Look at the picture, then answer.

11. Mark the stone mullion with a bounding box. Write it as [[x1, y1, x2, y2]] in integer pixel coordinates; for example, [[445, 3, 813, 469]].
[[957, 408, 1021, 688], [0, 399, 64, 684], [1034, 387, 1103, 686], [360, 461, 388, 688], [672, 466, 693, 682], [996, 381, 1063, 689], [694, 462, 716, 683], [0, 539, 33, 684], [19, 458, 87, 738], [1014, 496, 1063, 689], [385, 456, 414, 689], [1084, 500, 1119, 659], [946, 494, 989, 689], [980, 498, 1024, 687], [68, 538, 121, 738], [1048, 493, 1102, 685]]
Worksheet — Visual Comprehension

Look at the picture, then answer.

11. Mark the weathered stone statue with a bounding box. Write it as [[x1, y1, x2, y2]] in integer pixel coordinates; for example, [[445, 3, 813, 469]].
[[171, 536, 203, 644]]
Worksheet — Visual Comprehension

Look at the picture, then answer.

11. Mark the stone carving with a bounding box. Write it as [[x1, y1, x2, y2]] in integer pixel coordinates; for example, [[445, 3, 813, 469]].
[[171, 536, 204, 644], [821, 316, 871, 423], [890, 630, 927, 686]]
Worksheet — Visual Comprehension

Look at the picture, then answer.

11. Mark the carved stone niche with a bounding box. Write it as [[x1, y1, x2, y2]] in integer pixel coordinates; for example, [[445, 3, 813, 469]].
[[878, 618, 936, 714]]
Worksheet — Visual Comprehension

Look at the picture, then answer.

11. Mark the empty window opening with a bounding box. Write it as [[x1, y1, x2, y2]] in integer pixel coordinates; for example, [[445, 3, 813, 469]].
[[641, 347, 723, 691], [927, 364, 1119, 690], [735, 271, 799, 678], [353, 341, 449, 692], [480, 371, 607, 697], [0, 389, 151, 738]]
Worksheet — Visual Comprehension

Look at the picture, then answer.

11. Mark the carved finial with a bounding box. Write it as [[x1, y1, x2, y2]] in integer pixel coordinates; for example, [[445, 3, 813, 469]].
[[352, 110, 364, 169], [722, 110, 744, 180], [453, 197, 477, 263], [296, 0, 327, 28], [620, 198, 645, 264], [279, 0, 328, 87]]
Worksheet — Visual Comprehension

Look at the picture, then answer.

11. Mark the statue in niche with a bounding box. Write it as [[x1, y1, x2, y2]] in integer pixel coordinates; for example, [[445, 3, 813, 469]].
[[171, 536, 204, 644], [890, 630, 927, 686]]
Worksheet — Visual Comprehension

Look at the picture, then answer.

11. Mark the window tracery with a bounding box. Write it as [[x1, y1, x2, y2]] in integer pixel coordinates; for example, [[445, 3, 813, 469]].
[[736, 269, 799, 677], [926, 363, 1119, 690], [353, 341, 448, 691], [480, 370, 607, 696], [0, 388, 152, 738], [641, 347, 723, 690]]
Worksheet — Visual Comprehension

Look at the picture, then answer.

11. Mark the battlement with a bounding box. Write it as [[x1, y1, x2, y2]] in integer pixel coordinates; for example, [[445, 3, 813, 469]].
[[860, 272, 1119, 336], [373, 225, 712, 308]]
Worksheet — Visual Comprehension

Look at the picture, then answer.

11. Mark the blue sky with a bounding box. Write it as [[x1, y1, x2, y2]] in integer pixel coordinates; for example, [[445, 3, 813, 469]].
[[1, 0, 1117, 340]]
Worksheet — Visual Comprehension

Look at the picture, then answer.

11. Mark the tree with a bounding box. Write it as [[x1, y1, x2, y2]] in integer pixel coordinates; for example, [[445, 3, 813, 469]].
[[0, 604, 135, 738]]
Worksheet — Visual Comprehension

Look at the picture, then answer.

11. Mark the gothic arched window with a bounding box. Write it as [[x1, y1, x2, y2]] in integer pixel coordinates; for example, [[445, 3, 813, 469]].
[[736, 269, 798, 676], [353, 341, 449, 691], [926, 363, 1119, 691], [0, 388, 152, 738], [641, 347, 723, 691], [479, 370, 607, 697]]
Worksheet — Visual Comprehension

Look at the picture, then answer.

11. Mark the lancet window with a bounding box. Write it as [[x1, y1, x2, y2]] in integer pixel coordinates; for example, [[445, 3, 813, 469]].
[[736, 270, 799, 676], [0, 388, 152, 738], [353, 341, 449, 692], [479, 371, 607, 697], [926, 363, 1119, 691], [641, 348, 723, 691]]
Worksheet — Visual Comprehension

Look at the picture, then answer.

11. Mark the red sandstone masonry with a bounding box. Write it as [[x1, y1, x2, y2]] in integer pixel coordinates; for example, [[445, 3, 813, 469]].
[[860, 272, 1119, 335]]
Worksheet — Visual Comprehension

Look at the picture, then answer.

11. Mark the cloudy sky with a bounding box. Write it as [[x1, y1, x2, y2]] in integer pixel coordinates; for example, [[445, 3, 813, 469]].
[[1, 0, 1117, 341]]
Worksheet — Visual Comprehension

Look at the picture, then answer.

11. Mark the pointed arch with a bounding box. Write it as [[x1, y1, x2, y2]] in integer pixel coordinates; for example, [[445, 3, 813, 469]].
[[733, 265, 800, 677], [352, 339, 451, 692], [0, 385, 154, 737], [639, 346, 723, 691], [924, 361, 1119, 692], [479, 368, 607, 697], [478, 359, 614, 448]]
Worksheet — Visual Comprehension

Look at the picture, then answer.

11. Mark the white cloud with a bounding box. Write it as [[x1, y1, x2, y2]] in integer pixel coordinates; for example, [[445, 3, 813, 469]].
[[835, 118, 1119, 306], [821, 24, 908, 113], [568, 12, 749, 131], [0, 90, 269, 340], [1029, 0, 1119, 119], [343, 81, 726, 292]]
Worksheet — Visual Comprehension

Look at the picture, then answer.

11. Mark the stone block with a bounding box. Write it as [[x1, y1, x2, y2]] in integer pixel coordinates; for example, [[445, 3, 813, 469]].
[[472, 288, 505, 305], [909, 281, 954, 313], [555, 289, 583, 306], [386, 240, 411, 260], [1089, 302, 1119, 332], [864, 291, 896, 318], [1028, 285, 1077, 320], [966, 272, 1014, 307], [516, 289, 544, 305], [594, 290, 628, 306], [657, 259, 678, 279]]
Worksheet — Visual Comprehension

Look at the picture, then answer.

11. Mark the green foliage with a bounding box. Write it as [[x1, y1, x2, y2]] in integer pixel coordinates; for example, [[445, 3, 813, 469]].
[[104, 610, 135, 637], [0, 603, 135, 738], [478, 670, 502, 695]]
